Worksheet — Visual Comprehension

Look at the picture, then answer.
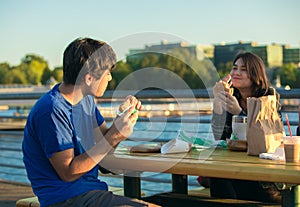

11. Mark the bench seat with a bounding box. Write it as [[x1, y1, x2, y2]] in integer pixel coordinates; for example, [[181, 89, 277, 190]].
[[16, 196, 39, 207], [15, 186, 127, 207]]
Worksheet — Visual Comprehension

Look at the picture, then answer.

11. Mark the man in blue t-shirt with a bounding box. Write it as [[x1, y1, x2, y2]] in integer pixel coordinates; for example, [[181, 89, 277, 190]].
[[22, 38, 157, 207]]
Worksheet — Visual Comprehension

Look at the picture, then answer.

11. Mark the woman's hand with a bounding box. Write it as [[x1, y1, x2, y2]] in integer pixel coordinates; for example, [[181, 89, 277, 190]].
[[213, 82, 226, 114], [225, 93, 242, 115], [213, 75, 232, 114]]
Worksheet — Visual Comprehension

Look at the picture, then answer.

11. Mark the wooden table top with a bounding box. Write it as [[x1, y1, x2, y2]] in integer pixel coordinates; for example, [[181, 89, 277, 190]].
[[100, 143, 300, 185]]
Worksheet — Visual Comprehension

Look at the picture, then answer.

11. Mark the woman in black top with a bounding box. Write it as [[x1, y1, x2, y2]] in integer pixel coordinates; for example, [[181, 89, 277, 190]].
[[210, 51, 282, 203]]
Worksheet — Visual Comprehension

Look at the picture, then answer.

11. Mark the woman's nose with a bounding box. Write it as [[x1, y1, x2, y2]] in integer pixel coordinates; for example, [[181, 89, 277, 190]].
[[231, 69, 241, 75]]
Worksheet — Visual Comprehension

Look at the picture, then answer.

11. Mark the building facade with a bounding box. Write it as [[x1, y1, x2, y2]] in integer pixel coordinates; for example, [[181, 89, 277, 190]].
[[126, 40, 299, 69], [126, 40, 214, 63], [214, 41, 284, 68], [283, 45, 300, 66]]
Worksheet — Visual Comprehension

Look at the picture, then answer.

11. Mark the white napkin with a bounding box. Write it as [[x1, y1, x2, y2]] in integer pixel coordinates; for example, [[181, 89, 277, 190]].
[[161, 138, 191, 154], [259, 146, 285, 161]]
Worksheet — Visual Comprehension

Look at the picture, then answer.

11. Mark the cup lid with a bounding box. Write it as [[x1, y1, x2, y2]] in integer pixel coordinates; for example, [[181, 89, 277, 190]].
[[232, 115, 247, 123]]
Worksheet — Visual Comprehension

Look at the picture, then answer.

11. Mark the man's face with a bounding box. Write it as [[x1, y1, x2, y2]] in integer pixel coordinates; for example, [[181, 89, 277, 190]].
[[92, 69, 112, 97]]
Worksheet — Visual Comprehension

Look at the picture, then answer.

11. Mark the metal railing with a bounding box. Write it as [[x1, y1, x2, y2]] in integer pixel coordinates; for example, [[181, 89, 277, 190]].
[[1, 88, 300, 100], [0, 89, 299, 126]]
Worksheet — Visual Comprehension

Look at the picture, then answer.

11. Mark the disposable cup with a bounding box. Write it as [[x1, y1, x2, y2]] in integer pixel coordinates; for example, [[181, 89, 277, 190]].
[[283, 136, 300, 163]]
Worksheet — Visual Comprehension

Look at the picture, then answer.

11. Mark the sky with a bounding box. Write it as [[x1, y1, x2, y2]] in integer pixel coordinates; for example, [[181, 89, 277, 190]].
[[1, 0, 300, 68]]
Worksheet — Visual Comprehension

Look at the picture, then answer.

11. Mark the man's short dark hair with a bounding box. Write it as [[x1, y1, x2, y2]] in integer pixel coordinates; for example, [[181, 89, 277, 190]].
[[63, 37, 116, 85]]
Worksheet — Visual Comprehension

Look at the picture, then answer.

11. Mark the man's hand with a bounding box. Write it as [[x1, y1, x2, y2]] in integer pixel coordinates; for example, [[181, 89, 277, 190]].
[[106, 95, 144, 148], [118, 95, 143, 115]]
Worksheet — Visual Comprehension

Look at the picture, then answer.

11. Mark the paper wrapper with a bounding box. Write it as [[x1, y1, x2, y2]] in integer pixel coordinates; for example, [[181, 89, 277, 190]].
[[247, 94, 284, 155], [161, 139, 191, 154], [259, 144, 285, 161]]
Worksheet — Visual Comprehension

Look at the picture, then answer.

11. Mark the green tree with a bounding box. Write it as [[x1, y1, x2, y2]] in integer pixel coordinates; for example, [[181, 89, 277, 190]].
[[0, 62, 10, 84], [279, 63, 298, 88], [217, 62, 232, 78], [41, 67, 52, 84], [140, 53, 159, 68], [166, 48, 218, 89], [124, 48, 219, 89], [22, 54, 49, 85], [52, 67, 63, 82], [6, 67, 28, 84], [109, 61, 133, 90]]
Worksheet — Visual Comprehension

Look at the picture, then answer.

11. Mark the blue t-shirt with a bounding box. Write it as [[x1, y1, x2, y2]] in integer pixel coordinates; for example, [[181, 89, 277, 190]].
[[22, 84, 108, 207]]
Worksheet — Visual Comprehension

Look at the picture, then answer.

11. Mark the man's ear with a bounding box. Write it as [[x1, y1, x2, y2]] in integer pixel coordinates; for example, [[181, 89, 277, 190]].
[[84, 73, 93, 86]]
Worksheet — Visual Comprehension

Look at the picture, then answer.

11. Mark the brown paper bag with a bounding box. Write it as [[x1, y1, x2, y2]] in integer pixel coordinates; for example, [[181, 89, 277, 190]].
[[246, 95, 284, 155]]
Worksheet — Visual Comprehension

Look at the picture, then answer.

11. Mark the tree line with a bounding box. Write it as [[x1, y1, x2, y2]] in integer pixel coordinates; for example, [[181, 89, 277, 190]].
[[0, 54, 63, 86], [0, 50, 299, 89]]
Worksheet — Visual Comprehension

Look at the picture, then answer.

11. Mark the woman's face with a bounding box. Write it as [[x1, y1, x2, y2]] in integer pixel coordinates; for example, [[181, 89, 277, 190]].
[[230, 58, 253, 90]]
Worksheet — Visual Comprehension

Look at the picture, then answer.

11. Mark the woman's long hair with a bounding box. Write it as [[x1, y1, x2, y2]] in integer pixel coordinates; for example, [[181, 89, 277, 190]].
[[233, 51, 270, 95]]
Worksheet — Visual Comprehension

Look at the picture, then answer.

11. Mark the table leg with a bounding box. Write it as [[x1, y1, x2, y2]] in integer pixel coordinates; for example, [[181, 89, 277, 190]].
[[123, 173, 141, 199], [282, 185, 300, 207], [172, 174, 188, 194]]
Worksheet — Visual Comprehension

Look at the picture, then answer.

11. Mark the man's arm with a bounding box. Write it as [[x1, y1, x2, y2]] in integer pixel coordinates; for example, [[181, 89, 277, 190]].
[[49, 107, 137, 182], [49, 135, 113, 182]]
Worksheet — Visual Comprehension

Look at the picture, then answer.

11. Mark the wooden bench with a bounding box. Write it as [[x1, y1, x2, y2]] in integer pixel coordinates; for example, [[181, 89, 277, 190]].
[[143, 192, 281, 207], [17, 187, 281, 207], [16, 196, 39, 207], [143, 188, 280, 207], [14, 188, 208, 207], [15, 186, 131, 207]]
